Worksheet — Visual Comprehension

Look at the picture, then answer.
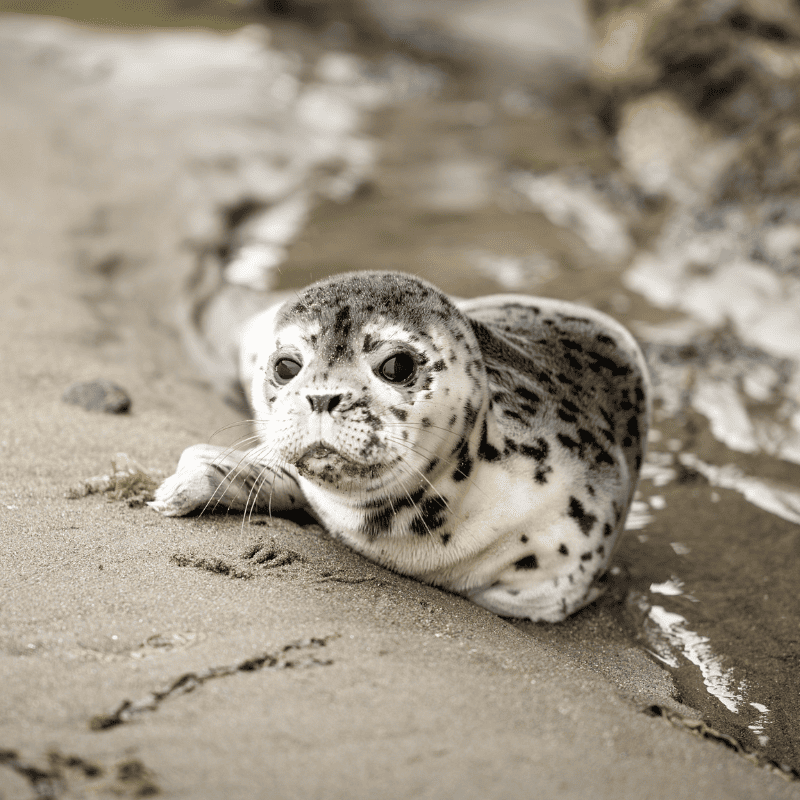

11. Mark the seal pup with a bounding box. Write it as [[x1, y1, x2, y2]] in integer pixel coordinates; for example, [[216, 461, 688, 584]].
[[151, 271, 650, 622]]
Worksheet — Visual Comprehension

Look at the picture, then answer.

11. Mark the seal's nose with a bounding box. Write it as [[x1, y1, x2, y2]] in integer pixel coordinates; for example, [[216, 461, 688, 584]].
[[307, 394, 342, 413]]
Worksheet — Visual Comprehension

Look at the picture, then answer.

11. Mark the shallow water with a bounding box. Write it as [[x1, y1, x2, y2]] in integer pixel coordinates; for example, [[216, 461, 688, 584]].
[[7, 0, 799, 774]]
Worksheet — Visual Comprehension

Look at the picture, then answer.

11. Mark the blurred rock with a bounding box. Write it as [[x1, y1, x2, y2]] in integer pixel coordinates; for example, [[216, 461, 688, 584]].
[[62, 380, 131, 413], [364, 0, 594, 85], [616, 92, 738, 203], [586, 0, 800, 200]]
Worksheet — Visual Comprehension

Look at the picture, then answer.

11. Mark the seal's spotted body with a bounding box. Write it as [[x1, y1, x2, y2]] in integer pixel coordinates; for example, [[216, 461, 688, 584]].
[[152, 272, 649, 622]]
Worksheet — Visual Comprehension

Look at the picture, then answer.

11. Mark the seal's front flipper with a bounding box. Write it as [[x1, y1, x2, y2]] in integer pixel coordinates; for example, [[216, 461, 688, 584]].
[[148, 443, 304, 517]]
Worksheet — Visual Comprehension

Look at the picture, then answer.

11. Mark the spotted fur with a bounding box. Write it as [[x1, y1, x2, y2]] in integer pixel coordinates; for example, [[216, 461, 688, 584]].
[[151, 271, 650, 622]]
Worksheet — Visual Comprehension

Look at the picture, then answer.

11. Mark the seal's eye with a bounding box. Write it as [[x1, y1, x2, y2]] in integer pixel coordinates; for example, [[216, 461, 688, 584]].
[[274, 357, 302, 384], [378, 352, 416, 384]]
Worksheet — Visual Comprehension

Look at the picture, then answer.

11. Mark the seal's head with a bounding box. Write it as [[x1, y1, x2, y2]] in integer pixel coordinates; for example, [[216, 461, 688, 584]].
[[246, 272, 486, 502]]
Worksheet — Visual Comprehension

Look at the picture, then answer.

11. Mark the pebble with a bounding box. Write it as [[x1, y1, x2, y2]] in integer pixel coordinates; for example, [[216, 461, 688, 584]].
[[62, 380, 131, 413]]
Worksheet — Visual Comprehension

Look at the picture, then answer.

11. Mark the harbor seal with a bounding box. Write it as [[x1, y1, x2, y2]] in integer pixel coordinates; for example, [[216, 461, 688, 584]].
[[151, 271, 650, 622]]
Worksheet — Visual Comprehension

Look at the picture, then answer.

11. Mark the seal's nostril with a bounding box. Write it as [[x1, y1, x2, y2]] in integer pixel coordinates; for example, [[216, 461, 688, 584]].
[[307, 394, 342, 413]]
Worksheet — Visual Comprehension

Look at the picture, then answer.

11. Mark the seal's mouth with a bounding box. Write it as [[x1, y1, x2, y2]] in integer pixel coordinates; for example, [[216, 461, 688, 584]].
[[299, 443, 339, 460], [293, 442, 385, 484]]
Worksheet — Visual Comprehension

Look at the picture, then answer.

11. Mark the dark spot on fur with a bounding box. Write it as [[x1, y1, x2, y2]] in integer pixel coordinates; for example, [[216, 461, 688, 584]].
[[331, 306, 352, 360], [463, 400, 478, 430], [515, 555, 538, 570], [478, 420, 500, 462], [586, 351, 630, 377], [520, 438, 548, 462], [452, 439, 473, 483], [558, 544, 569, 556], [596, 545, 605, 557], [514, 386, 540, 405], [603, 523, 613, 537], [410, 495, 449, 535], [596, 334, 615, 346], [566, 355, 583, 371], [580, 551, 593, 562], [534, 467, 551, 484], [558, 433, 580, 453], [504, 409, 523, 421], [394, 486, 426, 511], [441, 533, 451, 545], [362, 333, 379, 353], [424, 457, 440, 475], [390, 407, 408, 421], [520, 535, 529, 543], [537, 371, 554, 386], [421, 417, 432, 428], [432, 359, 446, 372], [560, 338, 583, 352], [578, 429, 599, 448], [363, 506, 395, 537], [568, 496, 597, 535]]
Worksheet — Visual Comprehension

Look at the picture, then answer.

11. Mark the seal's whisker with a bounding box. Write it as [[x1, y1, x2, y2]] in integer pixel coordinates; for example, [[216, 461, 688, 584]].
[[209, 419, 261, 439]]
